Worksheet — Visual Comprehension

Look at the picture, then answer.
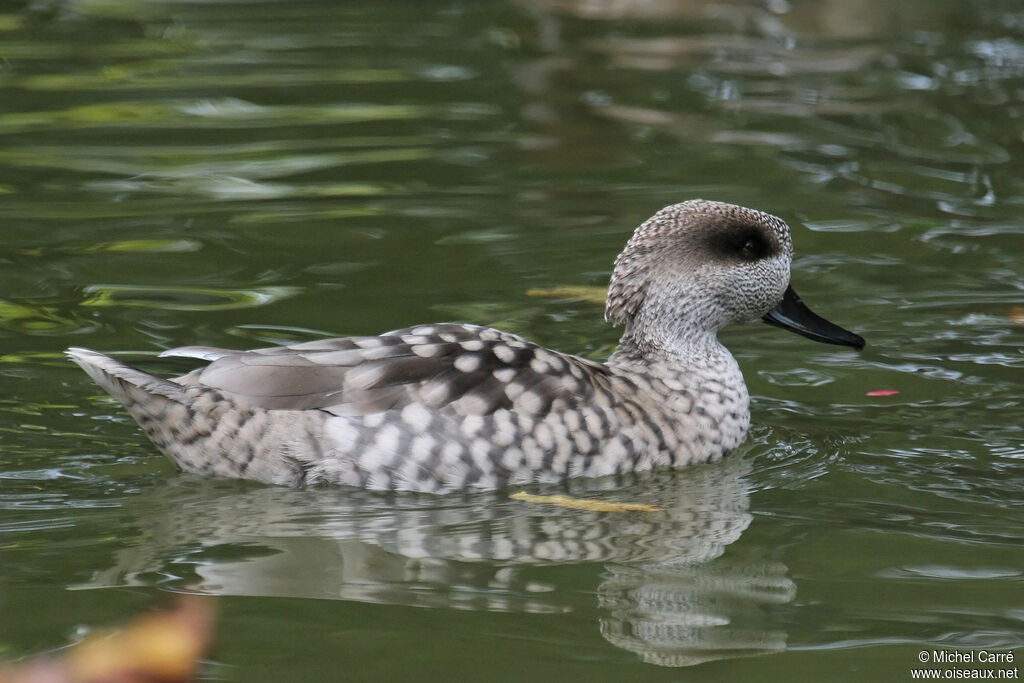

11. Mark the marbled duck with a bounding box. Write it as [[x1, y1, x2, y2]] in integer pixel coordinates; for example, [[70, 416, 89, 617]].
[[68, 200, 864, 493]]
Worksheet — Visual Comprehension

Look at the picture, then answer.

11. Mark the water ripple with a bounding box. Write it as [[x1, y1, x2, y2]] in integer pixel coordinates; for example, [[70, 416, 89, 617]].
[[81, 284, 299, 311]]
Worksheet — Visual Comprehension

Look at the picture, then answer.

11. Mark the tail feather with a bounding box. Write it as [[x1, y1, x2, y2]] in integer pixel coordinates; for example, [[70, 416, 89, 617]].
[[158, 345, 238, 361], [66, 347, 189, 404]]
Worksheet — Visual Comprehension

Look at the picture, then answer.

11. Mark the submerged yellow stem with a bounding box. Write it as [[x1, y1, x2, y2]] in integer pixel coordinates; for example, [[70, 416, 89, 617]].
[[510, 491, 660, 512]]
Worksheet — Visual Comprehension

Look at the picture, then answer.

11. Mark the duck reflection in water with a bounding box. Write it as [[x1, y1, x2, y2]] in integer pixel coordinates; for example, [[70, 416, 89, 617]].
[[83, 457, 793, 667]]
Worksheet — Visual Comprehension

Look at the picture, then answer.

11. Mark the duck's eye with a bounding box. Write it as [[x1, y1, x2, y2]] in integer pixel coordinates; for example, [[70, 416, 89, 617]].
[[707, 225, 773, 262]]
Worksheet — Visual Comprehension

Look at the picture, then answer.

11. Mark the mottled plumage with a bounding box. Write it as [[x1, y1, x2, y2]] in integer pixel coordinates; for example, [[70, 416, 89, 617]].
[[67, 200, 864, 492]]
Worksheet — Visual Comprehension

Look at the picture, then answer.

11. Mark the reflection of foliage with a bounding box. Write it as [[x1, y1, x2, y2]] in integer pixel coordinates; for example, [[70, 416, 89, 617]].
[[80, 284, 298, 312], [89, 239, 201, 253], [0, 99, 443, 135], [0, 13, 25, 31], [0, 300, 84, 334], [527, 286, 607, 305]]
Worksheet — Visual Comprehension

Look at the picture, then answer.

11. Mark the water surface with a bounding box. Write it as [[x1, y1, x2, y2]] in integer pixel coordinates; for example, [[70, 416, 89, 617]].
[[1, 0, 1022, 680]]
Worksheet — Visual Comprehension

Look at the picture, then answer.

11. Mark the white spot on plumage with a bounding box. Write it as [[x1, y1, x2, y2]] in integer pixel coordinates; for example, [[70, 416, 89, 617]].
[[531, 349, 552, 364], [572, 431, 593, 453], [410, 435, 437, 462], [418, 378, 451, 407], [583, 411, 604, 435], [492, 367, 516, 383], [362, 412, 386, 428], [493, 345, 515, 363], [505, 381, 527, 400], [460, 340, 485, 351], [460, 414, 485, 436], [517, 390, 544, 415], [412, 343, 444, 358], [471, 438, 491, 459], [602, 438, 626, 464], [492, 413, 516, 447], [535, 422, 554, 450], [536, 350, 565, 371], [325, 417, 360, 446], [355, 337, 383, 349], [501, 447, 523, 470], [401, 403, 433, 431], [454, 354, 482, 372], [375, 423, 402, 454], [529, 358, 550, 374], [455, 393, 491, 415], [441, 441, 464, 463], [401, 334, 429, 345]]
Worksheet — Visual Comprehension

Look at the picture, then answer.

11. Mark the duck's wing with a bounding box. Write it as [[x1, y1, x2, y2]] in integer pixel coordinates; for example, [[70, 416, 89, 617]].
[[181, 323, 614, 416]]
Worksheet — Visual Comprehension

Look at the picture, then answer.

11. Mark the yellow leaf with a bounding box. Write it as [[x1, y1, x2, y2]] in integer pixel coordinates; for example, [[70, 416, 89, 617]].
[[510, 491, 660, 512], [525, 286, 607, 305], [0, 596, 215, 683]]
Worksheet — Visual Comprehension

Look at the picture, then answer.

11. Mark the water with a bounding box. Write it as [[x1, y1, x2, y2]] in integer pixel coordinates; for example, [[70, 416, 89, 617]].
[[1, 0, 1022, 680]]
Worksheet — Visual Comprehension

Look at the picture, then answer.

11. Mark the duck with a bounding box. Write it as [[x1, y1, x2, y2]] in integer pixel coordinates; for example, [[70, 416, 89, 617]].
[[67, 199, 864, 493]]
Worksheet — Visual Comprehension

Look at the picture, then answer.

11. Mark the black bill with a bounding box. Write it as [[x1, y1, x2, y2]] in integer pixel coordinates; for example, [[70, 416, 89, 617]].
[[763, 285, 865, 349]]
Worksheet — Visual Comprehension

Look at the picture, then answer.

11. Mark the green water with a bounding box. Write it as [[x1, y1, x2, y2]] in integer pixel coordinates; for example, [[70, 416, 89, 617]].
[[1, 0, 1022, 680]]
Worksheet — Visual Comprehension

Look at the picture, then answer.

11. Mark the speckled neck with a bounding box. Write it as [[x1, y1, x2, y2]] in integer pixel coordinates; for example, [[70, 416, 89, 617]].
[[610, 300, 724, 357], [609, 326, 740, 389], [608, 325, 751, 456]]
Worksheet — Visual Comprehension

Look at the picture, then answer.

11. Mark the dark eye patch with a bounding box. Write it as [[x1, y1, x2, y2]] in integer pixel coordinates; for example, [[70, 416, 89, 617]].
[[706, 223, 775, 262]]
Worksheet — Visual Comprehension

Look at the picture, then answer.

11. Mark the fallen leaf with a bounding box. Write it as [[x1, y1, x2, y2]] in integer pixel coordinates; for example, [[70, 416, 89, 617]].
[[1006, 307, 1024, 324], [0, 596, 216, 683], [525, 286, 607, 305], [510, 491, 660, 512], [866, 389, 900, 397]]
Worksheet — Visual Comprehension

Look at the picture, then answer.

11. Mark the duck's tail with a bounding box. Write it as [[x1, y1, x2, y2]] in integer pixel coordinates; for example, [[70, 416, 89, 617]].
[[66, 347, 314, 487], [66, 347, 189, 406], [67, 347, 216, 476]]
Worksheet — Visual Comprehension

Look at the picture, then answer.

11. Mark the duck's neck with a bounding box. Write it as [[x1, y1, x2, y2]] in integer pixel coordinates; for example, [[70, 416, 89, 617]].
[[608, 322, 745, 397], [608, 322, 751, 452], [610, 318, 728, 367]]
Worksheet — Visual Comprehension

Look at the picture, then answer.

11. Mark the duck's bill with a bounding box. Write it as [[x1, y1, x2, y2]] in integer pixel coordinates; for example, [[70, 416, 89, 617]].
[[763, 285, 865, 349]]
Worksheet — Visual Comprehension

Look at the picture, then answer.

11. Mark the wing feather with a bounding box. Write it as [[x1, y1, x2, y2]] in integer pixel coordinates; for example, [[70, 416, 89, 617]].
[[190, 323, 608, 417]]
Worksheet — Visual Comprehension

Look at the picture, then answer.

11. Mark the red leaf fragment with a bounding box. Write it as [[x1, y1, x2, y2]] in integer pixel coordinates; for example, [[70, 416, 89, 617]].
[[866, 389, 899, 397]]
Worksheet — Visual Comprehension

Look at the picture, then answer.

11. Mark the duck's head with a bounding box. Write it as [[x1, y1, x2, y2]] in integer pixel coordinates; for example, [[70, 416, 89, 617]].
[[606, 199, 864, 351]]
